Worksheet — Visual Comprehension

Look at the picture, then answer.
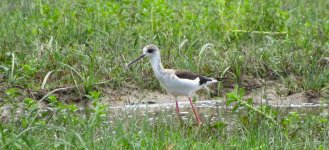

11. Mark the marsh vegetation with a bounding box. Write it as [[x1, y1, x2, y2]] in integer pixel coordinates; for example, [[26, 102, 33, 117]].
[[0, 0, 328, 149]]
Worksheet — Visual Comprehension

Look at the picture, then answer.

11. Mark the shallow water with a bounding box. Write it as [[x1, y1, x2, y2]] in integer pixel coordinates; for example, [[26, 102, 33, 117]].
[[109, 100, 328, 123]]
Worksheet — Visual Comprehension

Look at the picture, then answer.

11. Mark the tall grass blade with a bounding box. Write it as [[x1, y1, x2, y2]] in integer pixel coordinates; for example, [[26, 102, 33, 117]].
[[41, 70, 55, 90]]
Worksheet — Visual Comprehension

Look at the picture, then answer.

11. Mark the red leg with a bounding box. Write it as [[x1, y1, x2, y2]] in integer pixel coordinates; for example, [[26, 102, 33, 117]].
[[188, 97, 201, 124], [175, 100, 180, 114]]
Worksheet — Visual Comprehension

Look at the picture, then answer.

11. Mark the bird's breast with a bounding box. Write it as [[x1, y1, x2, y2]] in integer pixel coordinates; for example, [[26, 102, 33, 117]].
[[156, 73, 201, 96]]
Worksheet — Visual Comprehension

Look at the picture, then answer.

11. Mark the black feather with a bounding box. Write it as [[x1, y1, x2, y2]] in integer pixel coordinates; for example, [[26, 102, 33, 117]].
[[147, 48, 155, 53], [175, 70, 212, 85]]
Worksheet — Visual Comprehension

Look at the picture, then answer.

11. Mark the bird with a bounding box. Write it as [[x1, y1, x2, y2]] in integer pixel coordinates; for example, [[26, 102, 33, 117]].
[[126, 44, 219, 124]]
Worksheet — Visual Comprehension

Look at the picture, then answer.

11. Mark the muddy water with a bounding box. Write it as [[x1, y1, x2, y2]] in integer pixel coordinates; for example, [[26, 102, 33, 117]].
[[108, 100, 328, 123]]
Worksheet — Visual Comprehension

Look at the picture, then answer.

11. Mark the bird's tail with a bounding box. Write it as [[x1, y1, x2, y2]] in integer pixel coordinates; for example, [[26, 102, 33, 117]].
[[216, 77, 228, 81], [204, 78, 218, 86], [205, 77, 226, 86]]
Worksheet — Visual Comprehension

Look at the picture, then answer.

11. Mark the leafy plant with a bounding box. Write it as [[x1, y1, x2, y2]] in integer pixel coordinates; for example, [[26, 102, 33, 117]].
[[226, 86, 278, 125]]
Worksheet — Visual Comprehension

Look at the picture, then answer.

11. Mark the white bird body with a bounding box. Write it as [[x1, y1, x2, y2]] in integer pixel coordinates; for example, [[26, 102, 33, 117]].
[[156, 69, 216, 97], [148, 50, 217, 97], [158, 71, 200, 97], [127, 44, 219, 124]]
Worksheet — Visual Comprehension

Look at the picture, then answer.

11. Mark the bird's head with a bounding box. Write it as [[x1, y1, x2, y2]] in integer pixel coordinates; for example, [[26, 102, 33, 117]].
[[142, 44, 159, 57], [126, 44, 160, 67]]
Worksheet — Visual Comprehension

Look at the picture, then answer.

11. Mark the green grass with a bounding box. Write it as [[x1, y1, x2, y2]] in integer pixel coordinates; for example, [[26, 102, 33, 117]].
[[0, 0, 328, 93], [0, 0, 329, 149], [1, 91, 328, 149]]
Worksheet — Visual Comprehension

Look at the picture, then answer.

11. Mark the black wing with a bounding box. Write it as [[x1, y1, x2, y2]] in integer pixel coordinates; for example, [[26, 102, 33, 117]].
[[174, 70, 212, 85]]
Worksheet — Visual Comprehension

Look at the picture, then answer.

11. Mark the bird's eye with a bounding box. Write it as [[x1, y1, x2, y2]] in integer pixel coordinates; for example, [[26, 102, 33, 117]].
[[147, 49, 155, 53]]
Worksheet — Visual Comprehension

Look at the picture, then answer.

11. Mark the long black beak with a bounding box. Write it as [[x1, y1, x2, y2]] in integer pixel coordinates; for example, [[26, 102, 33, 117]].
[[126, 54, 146, 67]]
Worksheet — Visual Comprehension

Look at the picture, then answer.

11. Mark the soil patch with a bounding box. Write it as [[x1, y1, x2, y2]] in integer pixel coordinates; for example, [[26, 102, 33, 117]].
[[105, 82, 322, 107]]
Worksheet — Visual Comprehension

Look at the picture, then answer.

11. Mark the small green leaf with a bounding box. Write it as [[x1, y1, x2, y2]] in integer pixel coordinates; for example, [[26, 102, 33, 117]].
[[212, 121, 227, 132], [48, 95, 58, 105], [232, 105, 240, 112], [238, 88, 245, 98], [226, 99, 236, 106], [246, 98, 253, 104], [320, 118, 327, 123], [5, 88, 20, 98], [24, 98, 37, 108], [89, 91, 101, 100], [225, 93, 238, 100]]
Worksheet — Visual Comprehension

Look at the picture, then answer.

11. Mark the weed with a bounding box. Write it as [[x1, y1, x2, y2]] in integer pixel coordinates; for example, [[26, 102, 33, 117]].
[[0, 0, 328, 149]]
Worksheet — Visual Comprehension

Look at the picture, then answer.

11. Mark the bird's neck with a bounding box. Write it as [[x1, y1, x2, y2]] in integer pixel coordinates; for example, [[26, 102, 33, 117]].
[[150, 54, 165, 77]]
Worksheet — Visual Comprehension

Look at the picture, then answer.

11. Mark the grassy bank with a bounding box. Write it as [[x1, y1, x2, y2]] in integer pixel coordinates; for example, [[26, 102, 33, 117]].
[[0, 0, 329, 149], [0, 0, 328, 94], [1, 91, 328, 149]]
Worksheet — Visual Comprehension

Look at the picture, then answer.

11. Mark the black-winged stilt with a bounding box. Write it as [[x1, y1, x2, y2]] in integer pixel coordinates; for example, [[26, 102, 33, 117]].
[[127, 44, 219, 124]]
